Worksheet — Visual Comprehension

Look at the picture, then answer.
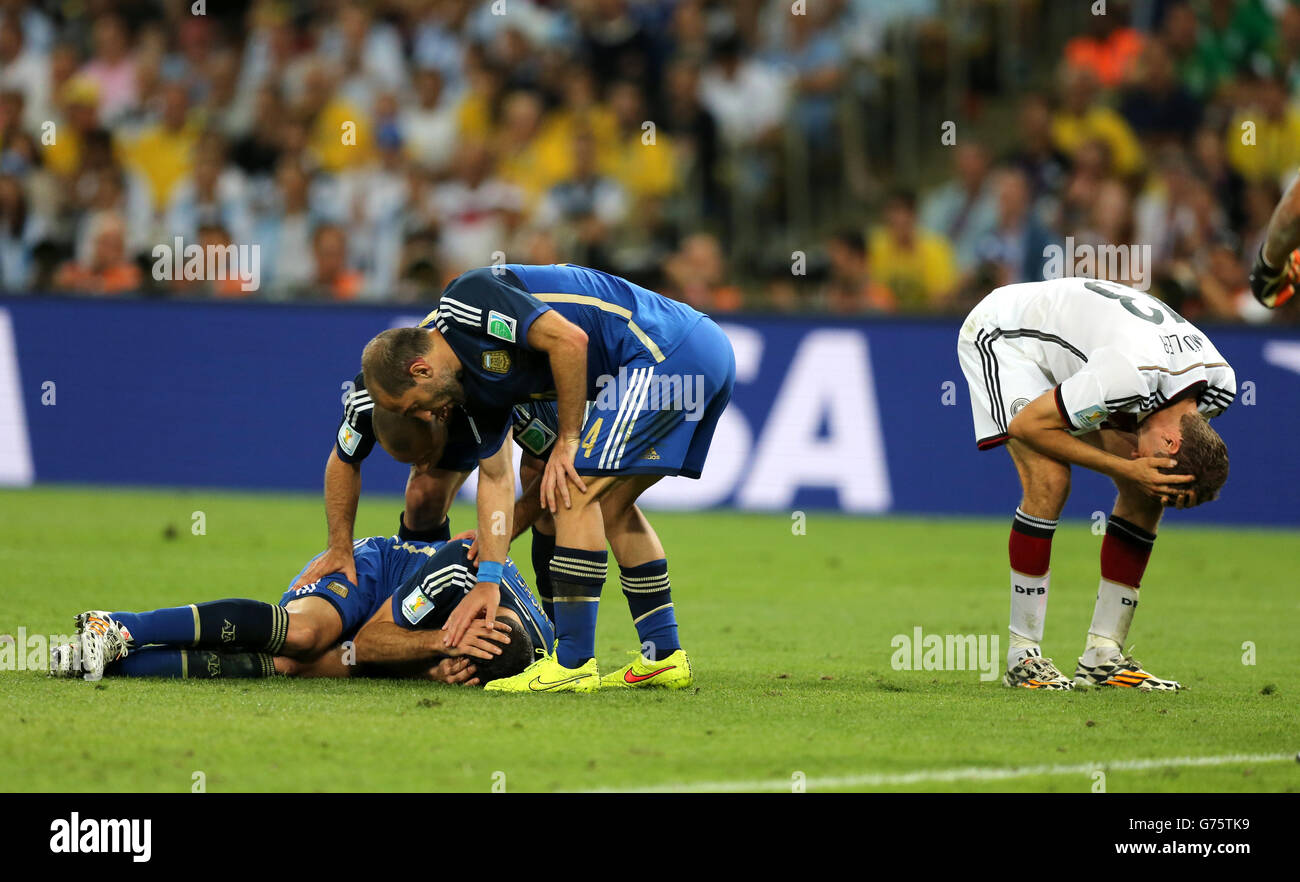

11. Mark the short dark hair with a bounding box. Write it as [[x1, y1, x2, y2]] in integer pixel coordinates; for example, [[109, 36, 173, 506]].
[[361, 327, 432, 396], [1169, 413, 1229, 504], [830, 228, 866, 254], [884, 188, 917, 213], [473, 619, 536, 685]]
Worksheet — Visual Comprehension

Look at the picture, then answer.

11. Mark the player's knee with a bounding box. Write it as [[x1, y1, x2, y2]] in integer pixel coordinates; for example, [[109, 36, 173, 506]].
[[283, 616, 329, 657], [519, 455, 543, 488], [404, 476, 451, 527], [275, 656, 302, 676]]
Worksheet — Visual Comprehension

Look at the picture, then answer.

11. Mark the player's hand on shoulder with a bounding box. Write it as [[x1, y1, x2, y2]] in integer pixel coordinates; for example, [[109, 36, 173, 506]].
[[292, 545, 357, 589], [450, 528, 479, 560]]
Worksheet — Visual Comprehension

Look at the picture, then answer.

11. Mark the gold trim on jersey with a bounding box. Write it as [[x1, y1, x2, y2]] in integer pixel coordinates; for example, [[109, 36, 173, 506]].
[[418, 309, 438, 328], [1136, 362, 1229, 375], [532, 293, 666, 363]]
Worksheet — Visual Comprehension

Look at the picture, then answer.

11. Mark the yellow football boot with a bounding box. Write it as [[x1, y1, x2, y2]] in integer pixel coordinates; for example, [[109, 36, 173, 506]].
[[483, 652, 600, 693], [600, 649, 693, 689]]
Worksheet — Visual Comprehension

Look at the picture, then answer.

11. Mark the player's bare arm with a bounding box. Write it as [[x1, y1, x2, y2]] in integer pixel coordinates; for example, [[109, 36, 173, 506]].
[[442, 434, 513, 646], [1008, 391, 1193, 503], [354, 601, 509, 666], [526, 310, 589, 511], [1250, 174, 1300, 308], [293, 449, 362, 588]]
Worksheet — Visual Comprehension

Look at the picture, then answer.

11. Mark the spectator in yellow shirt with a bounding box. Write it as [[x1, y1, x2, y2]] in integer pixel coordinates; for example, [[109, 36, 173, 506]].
[[117, 81, 198, 211], [494, 90, 566, 208], [534, 65, 618, 174], [604, 80, 677, 202], [1051, 65, 1143, 178], [1225, 74, 1300, 184], [867, 189, 958, 310], [41, 75, 101, 180], [299, 64, 372, 174]]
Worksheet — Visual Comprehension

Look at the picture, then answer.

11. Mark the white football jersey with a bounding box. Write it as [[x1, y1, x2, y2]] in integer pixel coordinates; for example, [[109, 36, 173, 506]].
[[974, 277, 1236, 433]]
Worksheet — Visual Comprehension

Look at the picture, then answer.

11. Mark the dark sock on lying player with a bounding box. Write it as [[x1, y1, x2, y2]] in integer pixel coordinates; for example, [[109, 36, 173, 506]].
[[619, 559, 680, 661], [531, 526, 557, 622], [107, 646, 277, 678], [112, 600, 288, 653], [398, 512, 451, 543]]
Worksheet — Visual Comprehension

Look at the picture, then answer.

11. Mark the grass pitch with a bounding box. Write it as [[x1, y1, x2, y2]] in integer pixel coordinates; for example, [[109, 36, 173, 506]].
[[1, 485, 1296, 793]]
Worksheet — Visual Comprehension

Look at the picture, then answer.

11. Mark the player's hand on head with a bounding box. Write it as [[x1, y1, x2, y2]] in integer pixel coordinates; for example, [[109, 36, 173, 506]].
[[442, 581, 500, 647], [1125, 456, 1195, 504], [292, 545, 357, 589], [444, 618, 511, 660], [428, 657, 479, 686], [540, 437, 586, 512]]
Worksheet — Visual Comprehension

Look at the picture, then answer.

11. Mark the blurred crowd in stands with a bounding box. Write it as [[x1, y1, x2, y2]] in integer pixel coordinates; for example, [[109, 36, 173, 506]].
[[0, 0, 1296, 323]]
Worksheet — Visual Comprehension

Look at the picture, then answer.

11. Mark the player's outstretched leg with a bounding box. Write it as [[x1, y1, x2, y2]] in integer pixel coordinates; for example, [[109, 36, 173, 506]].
[[63, 600, 292, 680], [107, 599, 289, 653], [106, 646, 278, 678], [1073, 505, 1180, 691], [70, 611, 131, 680]]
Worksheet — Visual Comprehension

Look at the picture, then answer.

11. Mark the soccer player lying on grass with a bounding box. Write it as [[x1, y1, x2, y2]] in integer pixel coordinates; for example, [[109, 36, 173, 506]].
[[49, 537, 549, 686], [957, 277, 1234, 692], [329, 373, 685, 690], [311, 378, 683, 690]]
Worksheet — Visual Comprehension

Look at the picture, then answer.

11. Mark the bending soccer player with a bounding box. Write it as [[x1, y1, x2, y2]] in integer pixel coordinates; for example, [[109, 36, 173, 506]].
[[957, 276, 1234, 691], [291, 374, 479, 589], [50, 537, 547, 685], [361, 263, 736, 693]]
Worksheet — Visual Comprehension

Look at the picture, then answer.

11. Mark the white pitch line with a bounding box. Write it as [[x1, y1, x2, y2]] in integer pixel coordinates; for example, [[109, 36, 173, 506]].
[[585, 753, 1296, 793]]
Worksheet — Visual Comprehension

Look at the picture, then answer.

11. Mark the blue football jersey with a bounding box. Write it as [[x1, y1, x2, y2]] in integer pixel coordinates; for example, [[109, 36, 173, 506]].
[[419, 264, 706, 458]]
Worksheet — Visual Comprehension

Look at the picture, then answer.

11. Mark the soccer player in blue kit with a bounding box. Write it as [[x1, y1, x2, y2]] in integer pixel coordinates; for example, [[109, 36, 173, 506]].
[[51, 537, 551, 686], [360, 264, 736, 693]]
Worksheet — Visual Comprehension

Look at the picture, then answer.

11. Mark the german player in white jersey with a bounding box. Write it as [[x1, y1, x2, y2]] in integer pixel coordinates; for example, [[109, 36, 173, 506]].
[[957, 277, 1234, 691]]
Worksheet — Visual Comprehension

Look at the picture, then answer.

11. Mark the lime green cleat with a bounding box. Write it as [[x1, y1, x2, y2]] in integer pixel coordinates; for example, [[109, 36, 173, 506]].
[[482, 652, 600, 693], [600, 649, 693, 689]]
